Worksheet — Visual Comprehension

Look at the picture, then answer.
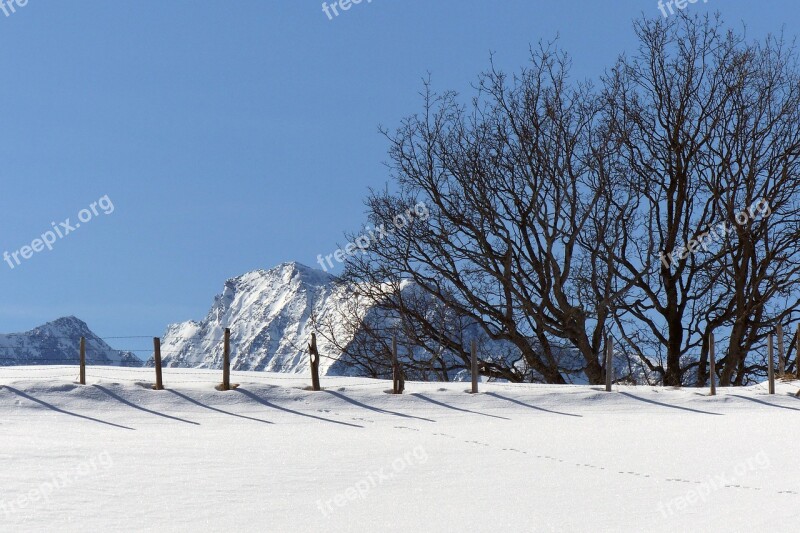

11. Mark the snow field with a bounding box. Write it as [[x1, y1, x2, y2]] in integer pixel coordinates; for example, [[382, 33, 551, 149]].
[[1, 367, 798, 532]]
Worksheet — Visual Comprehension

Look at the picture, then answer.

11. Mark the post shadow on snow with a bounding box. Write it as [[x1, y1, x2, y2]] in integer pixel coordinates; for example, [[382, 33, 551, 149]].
[[1, 386, 134, 430], [617, 391, 723, 416], [485, 392, 582, 418], [730, 394, 800, 412], [322, 390, 435, 423], [93, 385, 200, 426], [234, 388, 363, 428], [167, 389, 274, 425], [410, 393, 511, 420]]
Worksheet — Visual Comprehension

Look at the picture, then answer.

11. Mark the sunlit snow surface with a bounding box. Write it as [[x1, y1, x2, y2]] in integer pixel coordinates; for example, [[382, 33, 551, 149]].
[[1, 366, 798, 532]]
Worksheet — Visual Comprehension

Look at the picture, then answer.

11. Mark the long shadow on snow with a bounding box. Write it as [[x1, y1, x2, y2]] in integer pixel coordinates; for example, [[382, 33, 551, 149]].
[[235, 388, 363, 428], [618, 391, 723, 416], [167, 390, 274, 424], [410, 393, 511, 420], [323, 390, 435, 423], [1, 386, 134, 430], [93, 385, 200, 425], [730, 394, 800, 412], [485, 392, 582, 417]]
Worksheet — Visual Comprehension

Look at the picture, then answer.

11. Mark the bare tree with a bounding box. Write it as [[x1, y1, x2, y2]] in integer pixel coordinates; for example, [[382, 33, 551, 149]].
[[336, 44, 630, 384], [602, 14, 800, 386], [316, 14, 800, 388]]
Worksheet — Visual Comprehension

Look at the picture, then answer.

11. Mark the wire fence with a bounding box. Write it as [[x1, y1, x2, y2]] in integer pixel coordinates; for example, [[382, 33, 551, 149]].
[[0, 332, 385, 388], [0, 327, 525, 393]]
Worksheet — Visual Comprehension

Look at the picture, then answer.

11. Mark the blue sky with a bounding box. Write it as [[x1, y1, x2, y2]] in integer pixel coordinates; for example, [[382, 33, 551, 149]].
[[0, 0, 795, 348]]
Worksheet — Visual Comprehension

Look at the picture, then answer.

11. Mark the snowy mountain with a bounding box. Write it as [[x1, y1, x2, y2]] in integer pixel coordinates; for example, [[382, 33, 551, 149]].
[[0, 316, 142, 367], [152, 262, 356, 375], [149, 261, 583, 381]]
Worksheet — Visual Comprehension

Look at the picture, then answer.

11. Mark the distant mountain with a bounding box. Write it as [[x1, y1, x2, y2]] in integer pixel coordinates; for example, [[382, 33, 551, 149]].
[[0, 316, 142, 367], [152, 262, 355, 375], [147, 261, 579, 382]]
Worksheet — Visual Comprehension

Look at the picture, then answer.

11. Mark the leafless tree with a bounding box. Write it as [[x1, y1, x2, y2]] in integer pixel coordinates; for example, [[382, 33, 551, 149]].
[[334, 43, 630, 384], [316, 14, 800, 388], [603, 13, 800, 386]]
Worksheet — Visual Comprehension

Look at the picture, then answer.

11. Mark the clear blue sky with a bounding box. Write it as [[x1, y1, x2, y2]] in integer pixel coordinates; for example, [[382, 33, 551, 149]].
[[0, 0, 795, 350]]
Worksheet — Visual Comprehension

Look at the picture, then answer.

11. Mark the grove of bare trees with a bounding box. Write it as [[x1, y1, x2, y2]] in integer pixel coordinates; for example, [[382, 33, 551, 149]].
[[316, 13, 800, 387]]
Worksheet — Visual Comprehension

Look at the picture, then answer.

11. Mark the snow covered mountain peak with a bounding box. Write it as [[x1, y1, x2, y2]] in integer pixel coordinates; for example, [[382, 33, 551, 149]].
[[32, 315, 90, 334], [155, 262, 348, 374], [0, 316, 142, 367]]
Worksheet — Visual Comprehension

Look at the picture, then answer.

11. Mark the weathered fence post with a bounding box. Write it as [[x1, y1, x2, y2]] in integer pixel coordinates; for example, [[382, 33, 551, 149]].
[[309, 333, 321, 392], [777, 323, 786, 378], [470, 339, 478, 394], [768, 333, 775, 395], [79, 336, 86, 385], [222, 328, 231, 391], [398, 365, 405, 394], [605, 335, 613, 392], [709, 332, 716, 396], [391, 336, 399, 394], [153, 337, 164, 390], [795, 323, 800, 378]]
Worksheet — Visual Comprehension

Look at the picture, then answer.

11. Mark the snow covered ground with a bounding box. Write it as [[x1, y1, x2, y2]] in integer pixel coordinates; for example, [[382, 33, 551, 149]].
[[1, 367, 798, 532]]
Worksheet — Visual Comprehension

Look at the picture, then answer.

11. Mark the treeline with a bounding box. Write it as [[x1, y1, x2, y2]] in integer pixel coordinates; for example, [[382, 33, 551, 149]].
[[317, 14, 800, 387]]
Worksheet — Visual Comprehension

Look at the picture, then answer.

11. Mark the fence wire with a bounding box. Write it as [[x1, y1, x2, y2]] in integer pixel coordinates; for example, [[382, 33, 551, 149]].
[[1, 331, 402, 388]]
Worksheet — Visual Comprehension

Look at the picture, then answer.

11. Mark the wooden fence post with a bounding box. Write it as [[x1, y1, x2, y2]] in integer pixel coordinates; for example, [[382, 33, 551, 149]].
[[709, 332, 716, 396], [309, 333, 321, 392], [777, 323, 786, 378], [471, 339, 478, 394], [222, 328, 231, 391], [398, 364, 405, 394], [79, 336, 86, 385], [768, 333, 775, 395], [795, 323, 800, 377], [153, 337, 164, 390], [391, 336, 399, 394], [605, 335, 613, 392]]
